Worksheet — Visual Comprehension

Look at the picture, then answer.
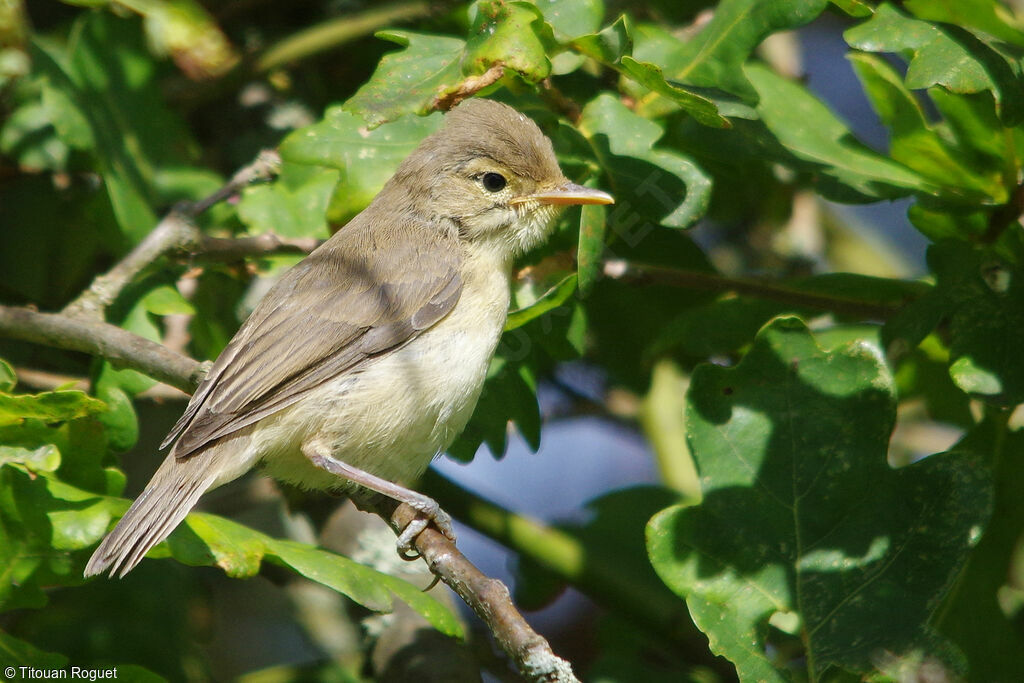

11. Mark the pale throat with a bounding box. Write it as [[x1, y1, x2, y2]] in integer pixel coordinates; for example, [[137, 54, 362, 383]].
[[460, 202, 561, 262]]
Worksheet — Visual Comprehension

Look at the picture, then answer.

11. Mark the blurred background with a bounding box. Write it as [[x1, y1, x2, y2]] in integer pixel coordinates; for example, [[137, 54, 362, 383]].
[[3, 0, 1011, 680]]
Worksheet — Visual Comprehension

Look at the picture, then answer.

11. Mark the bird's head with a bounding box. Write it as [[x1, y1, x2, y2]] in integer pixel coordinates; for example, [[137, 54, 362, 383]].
[[386, 99, 613, 258]]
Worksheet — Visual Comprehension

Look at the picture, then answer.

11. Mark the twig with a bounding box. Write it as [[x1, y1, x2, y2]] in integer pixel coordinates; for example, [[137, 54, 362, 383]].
[[196, 233, 321, 261], [62, 212, 199, 320], [0, 306, 205, 394], [602, 259, 908, 320], [0, 303, 572, 683], [191, 150, 282, 215], [539, 78, 581, 125], [389, 502, 580, 683], [62, 150, 281, 320], [432, 64, 506, 112]]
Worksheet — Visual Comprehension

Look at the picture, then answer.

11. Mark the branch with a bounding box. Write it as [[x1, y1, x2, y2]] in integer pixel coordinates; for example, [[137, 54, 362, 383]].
[[0, 306, 205, 393], [197, 233, 321, 261], [602, 259, 906, 320], [62, 150, 281, 319], [0, 302, 572, 682], [389, 502, 579, 683]]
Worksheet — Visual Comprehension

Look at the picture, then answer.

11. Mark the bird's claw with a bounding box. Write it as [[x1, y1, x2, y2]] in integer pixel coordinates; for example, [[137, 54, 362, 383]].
[[395, 497, 456, 559]]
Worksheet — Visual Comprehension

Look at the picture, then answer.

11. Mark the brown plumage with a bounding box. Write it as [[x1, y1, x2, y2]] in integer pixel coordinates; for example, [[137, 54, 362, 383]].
[[85, 99, 613, 578]]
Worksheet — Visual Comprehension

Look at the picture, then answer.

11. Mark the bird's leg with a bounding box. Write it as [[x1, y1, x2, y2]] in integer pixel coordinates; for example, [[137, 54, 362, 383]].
[[301, 445, 455, 555]]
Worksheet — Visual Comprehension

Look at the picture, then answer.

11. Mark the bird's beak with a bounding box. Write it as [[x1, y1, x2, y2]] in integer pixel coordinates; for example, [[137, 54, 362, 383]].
[[516, 183, 615, 206]]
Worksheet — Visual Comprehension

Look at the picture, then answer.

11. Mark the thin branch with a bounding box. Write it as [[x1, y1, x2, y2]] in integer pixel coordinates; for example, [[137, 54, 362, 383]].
[[388, 501, 580, 683], [431, 63, 506, 112], [196, 233, 321, 261], [602, 259, 907, 320], [539, 78, 582, 125], [0, 306, 205, 394], [62, 150, 281, 320], [62, 212, 199, 320], [191, 149, 283, 215]]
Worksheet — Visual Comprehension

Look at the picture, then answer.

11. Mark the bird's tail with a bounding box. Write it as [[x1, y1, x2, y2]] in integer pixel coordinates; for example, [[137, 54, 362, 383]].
[[84, 440, 245, 578]]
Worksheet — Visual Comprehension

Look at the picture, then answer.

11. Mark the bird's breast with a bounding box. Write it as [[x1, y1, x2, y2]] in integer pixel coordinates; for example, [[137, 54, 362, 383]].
[[257, 256, 511, 489]]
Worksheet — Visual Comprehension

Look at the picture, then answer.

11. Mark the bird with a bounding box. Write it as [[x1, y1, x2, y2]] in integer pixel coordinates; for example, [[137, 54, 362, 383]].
[[85, 98, 614, 578]]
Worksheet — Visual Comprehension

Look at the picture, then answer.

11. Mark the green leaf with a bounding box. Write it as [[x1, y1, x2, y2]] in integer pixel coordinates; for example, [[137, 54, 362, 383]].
[[94, 384, 139, 453], [0, 463, 127, 605], [891, 339, 974, 429], [881, 286, 947, 356], [0, 391, 106, 427], [829, 0, 874, 17], [535, 0, 604, 43], [30, 13, 201, 242], [929, 242, 1024, 406], [845, 3, 1024, 125], [140, 284, 196, 316], [0, 101, 70, 172], [464, 1, 551, 82], [281, 109, 443, 224], [849, 51, 1005, 203], [618, 58, 735, 128], [570, 14, 631, 65], [648, 317, 991, 679], [0, 629, 68, 669], [164, 512, 463, 637], [45, 478, 124, 551], [907, 204, 991, 242], [237, 163, 340, 239], [650, 297, 791, 359], [344, 1, 554, 130], [647, 278, 913, 360], [928, 89, 1008, 169], [448, 355, 540, 460], [506, 273, 577, 330], [343, 31, 464, 127], [41, 78, 93, 149], [0, 445, 60, 473], [169, 511, 266, 576], [747, 62, 937, 201], [904, 0, 1024, 48], [578, 93, 712, 228], [571, 17, 731, 128], [0, 359, 15, 393], [268, 538, 461, 638], [577, 193, 607, 295], [937, 417, 1024, 679], [633, 0, 829, 116], [0, 413, 116, 495]]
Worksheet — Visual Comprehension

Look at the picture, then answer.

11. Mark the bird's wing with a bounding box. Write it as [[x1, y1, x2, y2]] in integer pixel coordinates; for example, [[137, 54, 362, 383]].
[[163, 217, 463, 459]]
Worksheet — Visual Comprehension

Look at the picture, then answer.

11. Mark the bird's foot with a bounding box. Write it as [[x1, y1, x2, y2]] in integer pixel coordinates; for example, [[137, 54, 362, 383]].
[[304, 448, 456, 559], [395, 495, 455, 559]]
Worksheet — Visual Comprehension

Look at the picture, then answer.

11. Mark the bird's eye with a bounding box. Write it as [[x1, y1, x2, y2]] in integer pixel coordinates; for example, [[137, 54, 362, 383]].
[[481, 172, 507, 192]]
